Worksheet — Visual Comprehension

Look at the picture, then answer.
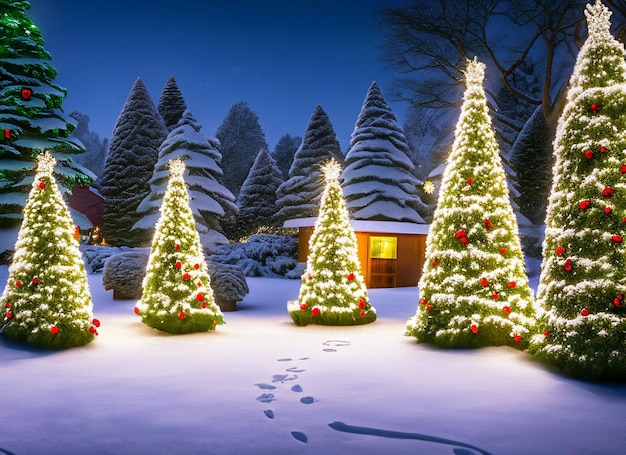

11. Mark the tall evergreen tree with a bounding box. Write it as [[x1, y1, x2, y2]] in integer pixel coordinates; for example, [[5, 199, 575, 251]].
[[0, 0, 89, 228], [341, 82, 428, 223], [274, 105, 343, 222], [1, 152, 97, 349], [99, 77, 167, 247], [288, 159, 376, 326], [215, 101, 268, 197], [69, 111, 108, 179], [405, 59, 535, 348], [136, 158, 224, 334], [232, 148, 284, 239], [134, 110, 237, 237], [157, 76, 187, 132], [530, 0, 626, 380], [272, 133, 302, 179]]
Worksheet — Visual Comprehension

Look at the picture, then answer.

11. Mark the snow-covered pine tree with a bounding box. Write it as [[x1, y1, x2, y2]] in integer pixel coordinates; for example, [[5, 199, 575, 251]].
[[274, 105, 343, 222], [134, 110, 237, 239], [287, 159, 376, 326], [157, 76, 187, 132], [233, 149, 284, 239], [272, 133, 302, 179], [0, 151, 97, 349], [216, 101, 268, 197], [405, 59, 535, 348], [99, 78, 167, 247], [341, 82, 428, 223], [0, 0, 90, 228], [135, 158, 224, 334], [530, 0, 626, 380]]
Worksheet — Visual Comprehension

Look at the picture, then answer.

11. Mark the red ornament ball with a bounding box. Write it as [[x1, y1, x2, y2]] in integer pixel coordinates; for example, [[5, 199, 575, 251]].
[[503, 305, 511, 314], [196, 293, 204, 301], [605, 207, 613, 214], [182, 273, 190, 281], [92, 318, 101, 327], [300, 304, 308, 311], [555, 246, 564, 255], [3, 129, 10, 140], [513, 334, 522, 343], [194, 263, 200, 270], [311, 307, 320, 317], [175, 261, 182, 269], [32, 277, 38, 285], [347, 273, 355, 281], [201, 303, 207, 309], [21, 88, 32, 100], [431, 259, 438, 267], [621, 165, 626, 174], [600, 146, 607, 153], [579, 200, 590, 210], [480, 277, 489, 287], [603, 187, 615, 199], [197, 281, 202, 287], [564, 259, 573, 272], [499, 248, 507, 255], [174, 243, 181, 251], [581, 308, 590, 316], [460, 236, 468, 244], [508, 281, 516, 289], [307, 275, 313, 281], [544, 331, 550, 337], [426, 305, 433, 311], [492, 294, 500, 301], [454, 230, 466, 239], [6, 311, 13, 319], [50, 325, 59, 335], [613, 297, 621, 307], [612, 234, 623, 243], [470, 324, 479, 334], [584, 149, 594, 159], [15, 281, 21, 287], [484, 219, 492, 229], [134, 307, 141, 315], [420, 298, 427, 306], [466, 177, 473, 185], [38, 181, 46, 189], [89, 326, 97, 334], [178, 311, 186, 319], [359, 310, 366, 317], [358, 299, 366, 309], [590, 103, 600, 113], [4, 302, 10, 308]]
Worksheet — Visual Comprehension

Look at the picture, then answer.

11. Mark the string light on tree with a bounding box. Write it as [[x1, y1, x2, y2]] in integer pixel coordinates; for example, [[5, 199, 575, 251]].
[[287, 158, 376, 326]]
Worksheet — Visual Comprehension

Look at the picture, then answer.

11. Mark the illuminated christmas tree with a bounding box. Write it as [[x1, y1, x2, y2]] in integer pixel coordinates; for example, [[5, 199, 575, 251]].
[[287, 159, 375, 326], [135, 158, 224, 334], [405, 59, 535, 348], [530, 0, 626, 380], [0, 0, 89, 227], [0, 151, 97, 349]]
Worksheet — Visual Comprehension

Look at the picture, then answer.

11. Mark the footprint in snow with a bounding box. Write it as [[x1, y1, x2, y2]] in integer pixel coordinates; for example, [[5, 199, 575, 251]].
[[254, 383, 276, 390], [256, 393, 276, 403], [322, 339, 351, 352], [291, 431, 308, 443], [291, 385, 303, 393]]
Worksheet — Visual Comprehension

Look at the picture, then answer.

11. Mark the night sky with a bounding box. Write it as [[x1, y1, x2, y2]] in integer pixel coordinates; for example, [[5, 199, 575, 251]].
[[27, 0, 410, 150]]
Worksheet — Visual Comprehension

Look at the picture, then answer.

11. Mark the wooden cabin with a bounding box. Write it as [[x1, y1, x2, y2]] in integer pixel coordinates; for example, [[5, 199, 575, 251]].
[[283, 217, 430, 288]]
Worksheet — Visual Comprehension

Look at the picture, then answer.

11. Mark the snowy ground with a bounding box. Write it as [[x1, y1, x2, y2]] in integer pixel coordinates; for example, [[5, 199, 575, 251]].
[[1, 264, 625, 455]]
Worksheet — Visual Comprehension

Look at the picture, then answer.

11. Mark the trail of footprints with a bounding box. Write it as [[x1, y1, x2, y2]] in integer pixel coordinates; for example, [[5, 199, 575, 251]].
[[254, 339, 351, 444]]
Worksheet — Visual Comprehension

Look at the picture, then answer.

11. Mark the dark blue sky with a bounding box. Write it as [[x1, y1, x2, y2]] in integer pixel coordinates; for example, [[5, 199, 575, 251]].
[[27, 0, 410, 151]]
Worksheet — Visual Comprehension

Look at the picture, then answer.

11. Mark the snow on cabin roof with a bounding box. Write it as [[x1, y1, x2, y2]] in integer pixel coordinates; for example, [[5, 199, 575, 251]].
[[283, 217, 430, 235]]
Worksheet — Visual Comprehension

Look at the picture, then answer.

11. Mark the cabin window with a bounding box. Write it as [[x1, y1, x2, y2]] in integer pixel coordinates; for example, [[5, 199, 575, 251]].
[[369, 236, 397, 287], [369, 236, 397, 259]]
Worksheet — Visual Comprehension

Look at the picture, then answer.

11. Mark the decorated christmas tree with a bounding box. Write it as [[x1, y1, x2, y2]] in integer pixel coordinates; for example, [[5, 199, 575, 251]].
[[135, 158, 224, 334], [405, 59, 535, 348], [530, 0, 626, 380], [287, 159, 375, 326], [1, 0, 89, 228], [0, 151, 97, 349]]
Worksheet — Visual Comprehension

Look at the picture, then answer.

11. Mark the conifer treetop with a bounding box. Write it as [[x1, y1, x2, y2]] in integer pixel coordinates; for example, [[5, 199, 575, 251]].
[[168, 157, 186, 179], [321, 158, 341, 182], [586, 0, 612, 37], [36, 150, 56, 176]]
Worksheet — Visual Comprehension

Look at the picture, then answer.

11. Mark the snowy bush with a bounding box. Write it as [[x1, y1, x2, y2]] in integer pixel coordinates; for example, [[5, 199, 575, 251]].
[[100, 248, 249, 310], [82, 245, 143, 274], [209, 234, 299, 278]]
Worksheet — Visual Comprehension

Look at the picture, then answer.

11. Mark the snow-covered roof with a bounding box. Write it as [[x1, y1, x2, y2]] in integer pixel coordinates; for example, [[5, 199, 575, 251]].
[[283, 217, 430, 235]]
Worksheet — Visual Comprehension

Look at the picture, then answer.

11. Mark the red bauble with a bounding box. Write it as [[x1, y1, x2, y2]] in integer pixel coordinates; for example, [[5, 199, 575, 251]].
[[426, 305, 433, 311], [564, 259, 573, 272], [499, 248, 507, 255], [454, 230, 466, 239], [38, 181, 46, 189], [612, 234, 623, 243], [581, 308, 589, 316], [600, 146, 607, 153], [359, 310, 366, 317], [420, 298, 427, 306], [92, 318, 101, 327], [196, 293, 204, 301], [197, 281, 202, 287], [544, 331, 550, 337], [492, 294, 500, 301], [431, 259, 438, 267], [178, 311, 186, 319], [555, 246, 564, 255], [603, 187, 615, 199], [613, 297, 621, 307], [484, 219, 492, 228], [32, 277, 38, 285], [584, 149, 594, 159], [466, 177, 473, 185], [174, 243, 181, 251], [347, 273, 355, 281], [460, 236, 468, 244], [89, 326, 97, 334], [480, 278, 489, 287], [15, 281, 21, 287], [201, 303, 207, 309], [605, 207, 613, 214], [50, 326, 59, 334], [470, 324, 478, 334], [508, 281, 516, 289], [503, 305, 511, 314], [134, 307, 141, 315], [21, 88, 32, 100], [3, 129, 10, 140], [579, 200, 590, 210], [358, 299, 366, 309], [175, 261, 182, 269], [621, 165, 626, 174], [182, 273, 190, 280], [4, 302, 10, 308], [622, 217, 626, 223], [194, 263, 200, 270], [212, 319, 217, 326], [6, 311, 13, 319], [307, 275, 313, 281], [590, 103, 600, 113], [311, 307, 320, 317], [513, 334, 522, 343], [300, 304, 308, 311]]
